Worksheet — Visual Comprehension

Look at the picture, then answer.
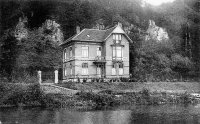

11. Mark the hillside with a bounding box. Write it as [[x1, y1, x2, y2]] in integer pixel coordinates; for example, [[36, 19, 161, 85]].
[[0, 0, 199, 82]]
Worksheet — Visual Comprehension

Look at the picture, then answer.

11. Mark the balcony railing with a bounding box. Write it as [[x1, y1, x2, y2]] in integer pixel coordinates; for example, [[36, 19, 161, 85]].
[[94, 56, 106, 63], [112, 57, 123, 62]]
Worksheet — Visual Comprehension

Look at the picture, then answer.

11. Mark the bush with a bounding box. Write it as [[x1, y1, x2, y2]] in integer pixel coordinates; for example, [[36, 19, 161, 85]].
[[0, 83, 59, 107], [179, 92, 195, 104], [1, 84, 42, 106], [58, 82, 78, 90], [76, 91, 120, 107], [120, 77, 129, 82]]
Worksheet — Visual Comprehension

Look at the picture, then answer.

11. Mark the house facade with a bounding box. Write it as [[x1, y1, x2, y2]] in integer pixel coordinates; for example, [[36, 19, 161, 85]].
[[61, 24, 133, 81]]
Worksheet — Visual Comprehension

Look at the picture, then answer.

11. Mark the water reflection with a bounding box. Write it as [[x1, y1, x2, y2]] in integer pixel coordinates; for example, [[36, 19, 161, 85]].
[[0, 105, 200, 124]]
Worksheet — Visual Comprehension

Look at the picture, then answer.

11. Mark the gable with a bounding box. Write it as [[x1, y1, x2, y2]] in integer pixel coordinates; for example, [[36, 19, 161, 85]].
[[105, 33, 130, 45], [104, 25, 133, 43], [112, 26, 125, 34]]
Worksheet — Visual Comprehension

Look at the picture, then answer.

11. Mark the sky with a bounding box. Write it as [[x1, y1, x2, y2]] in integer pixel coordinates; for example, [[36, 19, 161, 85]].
[[144, 0, 175, 6]]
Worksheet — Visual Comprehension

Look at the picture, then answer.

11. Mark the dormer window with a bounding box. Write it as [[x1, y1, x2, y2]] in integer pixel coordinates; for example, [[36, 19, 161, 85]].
[[113, 34, 122, 44]]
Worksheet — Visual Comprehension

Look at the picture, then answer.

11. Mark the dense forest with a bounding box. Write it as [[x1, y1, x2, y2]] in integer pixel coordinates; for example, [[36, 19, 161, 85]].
[[0, 0, 199, 82]]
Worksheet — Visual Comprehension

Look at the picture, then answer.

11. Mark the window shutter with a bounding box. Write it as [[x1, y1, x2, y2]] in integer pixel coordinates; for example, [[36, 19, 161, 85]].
[[70, 64, 73, 75], [69, 47, 72, 57], [64, 48, 67, 61], [113, 47, 116, 58]]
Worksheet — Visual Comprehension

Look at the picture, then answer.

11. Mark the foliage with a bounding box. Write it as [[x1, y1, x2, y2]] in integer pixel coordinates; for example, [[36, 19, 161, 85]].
[[16, 30, 62, 70], [0, 30, 19, 80], [0, 0, 199, 81], [76, 91, 120, 107], [0, 83, 54, 107], [133, 39, 194, 81]]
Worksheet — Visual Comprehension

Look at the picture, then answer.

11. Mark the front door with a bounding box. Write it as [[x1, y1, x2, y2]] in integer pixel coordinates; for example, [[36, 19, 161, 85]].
[[97, 66, 102, 78], [97, 64, 105, 78]]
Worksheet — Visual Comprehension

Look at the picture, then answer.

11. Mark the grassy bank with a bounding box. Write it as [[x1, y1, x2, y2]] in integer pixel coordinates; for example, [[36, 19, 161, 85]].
[[57, 81, 200, 93], [0, 83, 61, 107], [42, 89, 200, 109], [74, 89, 199, 108], [53, 81, 200, 108], [1, 81, 200, 108]]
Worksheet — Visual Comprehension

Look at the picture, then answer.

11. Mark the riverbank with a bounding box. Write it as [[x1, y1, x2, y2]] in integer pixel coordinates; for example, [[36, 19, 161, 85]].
[[53, 81, 200, 108], [1, 82, 200, 108], [57, 81, 200, 94], [46, 81, 200, 108], [0, 83, 61, 108], [60, 89, 200, 108]]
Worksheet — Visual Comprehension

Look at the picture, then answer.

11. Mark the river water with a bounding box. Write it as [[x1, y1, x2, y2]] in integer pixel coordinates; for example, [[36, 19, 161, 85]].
[[1, 105, 200, 124]]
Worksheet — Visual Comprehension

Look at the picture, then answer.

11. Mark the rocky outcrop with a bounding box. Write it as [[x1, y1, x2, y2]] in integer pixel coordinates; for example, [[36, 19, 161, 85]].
[[145, 20, 169, 41], [14, 17, 28, 41], [39, 19, 64, 45]]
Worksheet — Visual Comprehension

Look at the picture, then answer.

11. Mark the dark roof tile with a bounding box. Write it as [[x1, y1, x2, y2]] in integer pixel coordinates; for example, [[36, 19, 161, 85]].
[[72, 29, 106, 42], [62, 25, 131, 45]]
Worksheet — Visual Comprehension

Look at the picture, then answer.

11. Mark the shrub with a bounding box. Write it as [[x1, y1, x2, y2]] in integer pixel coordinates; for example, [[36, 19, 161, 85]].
[[179, 92, 194, 104], [120, 77, 129, 82], [76, 91, 120, 107], [0, 83, 59, 107]]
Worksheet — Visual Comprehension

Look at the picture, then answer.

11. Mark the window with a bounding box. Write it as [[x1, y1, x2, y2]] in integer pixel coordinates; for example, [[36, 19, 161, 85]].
[[64, 65, 67, 76], [97, 46, 102, 57], [112, 64, 116, 75], [113, 34, 122, 44], [82, 63, 88, 75], [116, 47, 122, 59], [82, 46, 89, 58], [70, 64, 73, 76], [119, 63, 124, 75], [112, 46, 123, 60], [69, 46, 72, 57], [63, 48, 67, 61]]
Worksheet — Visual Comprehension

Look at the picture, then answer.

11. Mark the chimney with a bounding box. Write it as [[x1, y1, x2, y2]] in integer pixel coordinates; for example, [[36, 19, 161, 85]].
[[76, 26, 80, 34], [97, 23, 105, 30], [117, 22, 122, 28]]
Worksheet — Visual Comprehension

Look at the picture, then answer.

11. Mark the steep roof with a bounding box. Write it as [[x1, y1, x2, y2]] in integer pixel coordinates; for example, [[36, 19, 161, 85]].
[[62, 25, 133, 45], [72, 29, 106, 42]]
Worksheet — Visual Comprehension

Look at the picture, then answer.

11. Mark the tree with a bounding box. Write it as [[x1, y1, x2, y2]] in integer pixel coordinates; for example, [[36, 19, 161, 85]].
[[16, 29, 62, 73], [0, 29, 19, 80]]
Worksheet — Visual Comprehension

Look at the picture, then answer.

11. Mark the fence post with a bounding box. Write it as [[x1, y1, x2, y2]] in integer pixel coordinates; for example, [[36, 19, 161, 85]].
[[38, 70, 42, 84], [55, 70, 58, 84]]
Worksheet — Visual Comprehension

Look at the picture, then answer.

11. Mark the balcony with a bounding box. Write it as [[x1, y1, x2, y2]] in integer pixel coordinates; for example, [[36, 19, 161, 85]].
[[112, 57, 123, 62], [93, 56, 106, 64]]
